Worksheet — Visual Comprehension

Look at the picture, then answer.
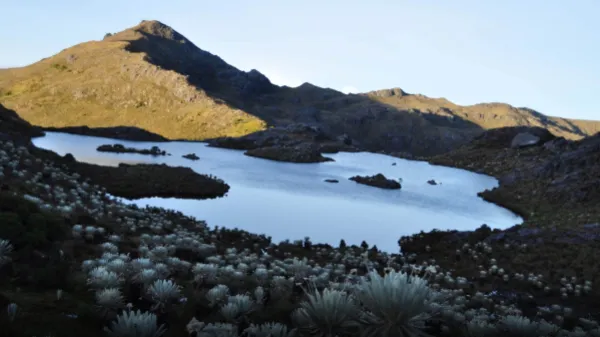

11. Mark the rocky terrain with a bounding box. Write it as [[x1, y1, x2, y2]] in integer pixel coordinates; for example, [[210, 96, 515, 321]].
[[349, 173, 402, 189], [428, 126, 600, 228], [207, 124, 355, 163], [245, 143, 334, 163], [2, 20, 600, 160], [182, 153, 200, 161]]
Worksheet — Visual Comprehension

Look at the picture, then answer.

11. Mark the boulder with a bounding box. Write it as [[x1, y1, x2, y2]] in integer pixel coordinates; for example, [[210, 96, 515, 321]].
[[182, 153, 200, 161], [473, 126, 555, 149], [349, 173, 401, 189], [511, 132, 541, 148]]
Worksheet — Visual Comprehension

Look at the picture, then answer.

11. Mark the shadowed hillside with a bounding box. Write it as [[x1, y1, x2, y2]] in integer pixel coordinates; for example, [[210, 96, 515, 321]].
[[1, 20, 599, 156], [429, 126, 600, 229], [365, 88, 600, 140]]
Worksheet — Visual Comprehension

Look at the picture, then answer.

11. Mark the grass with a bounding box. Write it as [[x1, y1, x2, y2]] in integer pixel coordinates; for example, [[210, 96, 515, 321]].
[[0, 38, 267, 141]]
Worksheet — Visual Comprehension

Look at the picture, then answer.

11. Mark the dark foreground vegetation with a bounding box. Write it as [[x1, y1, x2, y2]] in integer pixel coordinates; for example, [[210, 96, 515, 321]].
[[67, 161, 229, 200]]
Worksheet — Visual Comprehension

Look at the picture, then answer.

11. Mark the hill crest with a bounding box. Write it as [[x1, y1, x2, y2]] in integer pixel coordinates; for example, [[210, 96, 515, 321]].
[[1, 20, 599, 156]]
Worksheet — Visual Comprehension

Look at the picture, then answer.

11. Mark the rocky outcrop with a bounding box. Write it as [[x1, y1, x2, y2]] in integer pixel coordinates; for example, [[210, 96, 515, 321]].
[[0, 104, 44, 139], [349, 173, 401, 189], [245, 143, 334, 163], [472, 126, 556, 149], [484, 133, 600, 205], [97, 144, 167, 156], [182, 153, 200, 161], [206, 123, 357, 153], [511, 132, 542, 148], [208, 123, 360, 163], [429, 126, 600, 229]]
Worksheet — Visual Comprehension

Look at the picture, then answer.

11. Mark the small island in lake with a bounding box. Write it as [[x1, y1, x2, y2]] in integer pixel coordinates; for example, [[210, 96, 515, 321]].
[[96, 143, 167, 156], [349, 173, 401, 189]]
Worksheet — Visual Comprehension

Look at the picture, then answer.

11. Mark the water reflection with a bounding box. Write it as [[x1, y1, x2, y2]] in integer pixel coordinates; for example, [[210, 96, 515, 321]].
[[33, 132, 522, 252]]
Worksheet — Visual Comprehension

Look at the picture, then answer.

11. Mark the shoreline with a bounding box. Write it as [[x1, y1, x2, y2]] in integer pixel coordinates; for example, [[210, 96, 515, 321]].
[[29, 136, 230, 201], [38, 127, 525, 222]]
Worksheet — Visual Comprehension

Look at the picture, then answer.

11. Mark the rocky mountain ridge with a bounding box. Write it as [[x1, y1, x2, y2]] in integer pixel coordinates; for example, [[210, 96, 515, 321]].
[[1, 20, 599, 157]]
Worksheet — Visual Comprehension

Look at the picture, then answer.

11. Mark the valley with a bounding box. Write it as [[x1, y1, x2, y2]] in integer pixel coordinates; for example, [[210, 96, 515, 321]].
[[0, 18, 599, 337]]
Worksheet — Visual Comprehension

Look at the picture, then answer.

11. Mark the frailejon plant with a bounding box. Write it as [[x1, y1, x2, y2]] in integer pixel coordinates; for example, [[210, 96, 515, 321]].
[[354, 269, 436, 337], [0, 239, 13, 267], [146, 279, 183, 311], [244, 322, 298, 337], [104, 309, 167, 337], [96, 287, 125, 313], [497, 315, 559, 337], [292, 287, 361, 337]]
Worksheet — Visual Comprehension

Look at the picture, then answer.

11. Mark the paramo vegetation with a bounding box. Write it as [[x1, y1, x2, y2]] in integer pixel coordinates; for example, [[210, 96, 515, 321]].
[[0, 133, 598, 336]]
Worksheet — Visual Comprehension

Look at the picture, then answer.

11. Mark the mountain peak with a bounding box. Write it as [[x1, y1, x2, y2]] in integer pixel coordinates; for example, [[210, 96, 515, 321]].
[[368, 87, 410, 98], [104, 20, 188, 44], [134, 20, 185, 41], [2, 19, 600, 158]]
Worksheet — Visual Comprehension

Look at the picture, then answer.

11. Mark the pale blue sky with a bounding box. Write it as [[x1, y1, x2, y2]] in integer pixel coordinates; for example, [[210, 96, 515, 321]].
[[1, 0, 598, 120]]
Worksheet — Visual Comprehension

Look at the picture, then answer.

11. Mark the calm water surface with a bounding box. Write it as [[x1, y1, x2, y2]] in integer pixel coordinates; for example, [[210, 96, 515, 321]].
[[33, 132, 522, 252]]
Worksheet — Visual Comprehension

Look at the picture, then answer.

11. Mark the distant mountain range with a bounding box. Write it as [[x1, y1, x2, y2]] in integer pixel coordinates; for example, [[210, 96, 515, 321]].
[[1, 20, 599, 156]]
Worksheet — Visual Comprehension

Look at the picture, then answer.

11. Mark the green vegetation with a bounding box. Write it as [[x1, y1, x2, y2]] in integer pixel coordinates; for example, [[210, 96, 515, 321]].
[[50, 63, 68, 71], [0, 27, 268, 141], [0, 193, 68, 250]]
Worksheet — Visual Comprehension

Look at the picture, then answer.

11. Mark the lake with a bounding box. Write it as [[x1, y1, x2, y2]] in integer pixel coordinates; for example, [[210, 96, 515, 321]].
[[33, 132, 522, 252]]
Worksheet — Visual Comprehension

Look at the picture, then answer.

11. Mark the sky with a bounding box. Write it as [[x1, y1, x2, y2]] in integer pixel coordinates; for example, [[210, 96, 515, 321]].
[[0, 0, 598, 120]]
